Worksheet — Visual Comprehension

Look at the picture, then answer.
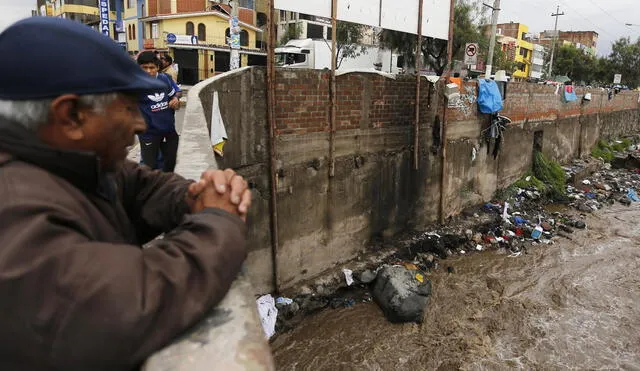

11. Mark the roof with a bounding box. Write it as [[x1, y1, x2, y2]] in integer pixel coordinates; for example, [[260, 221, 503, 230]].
[[141, 11, 262, 33]]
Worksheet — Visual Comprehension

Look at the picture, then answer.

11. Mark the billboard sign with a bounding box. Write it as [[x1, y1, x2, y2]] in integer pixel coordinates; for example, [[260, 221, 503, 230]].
[[273, 0, 450, 40], [99, 0, 110, 37]]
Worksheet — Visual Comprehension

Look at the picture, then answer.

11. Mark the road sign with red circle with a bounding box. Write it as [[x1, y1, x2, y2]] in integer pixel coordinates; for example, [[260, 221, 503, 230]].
[[464, 43, 478, 65]]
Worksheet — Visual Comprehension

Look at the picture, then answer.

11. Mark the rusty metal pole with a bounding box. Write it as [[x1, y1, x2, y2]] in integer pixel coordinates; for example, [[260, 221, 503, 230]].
[[329, 0, 338, 177], [438, 0, 455, 224], [266, 0, 280, 293], [414, 0, 424, 170]]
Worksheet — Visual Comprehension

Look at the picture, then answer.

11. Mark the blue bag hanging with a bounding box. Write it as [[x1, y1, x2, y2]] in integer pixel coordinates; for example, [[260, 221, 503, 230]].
[[477, 79, 504, 114], [563, 85, 578, 102]]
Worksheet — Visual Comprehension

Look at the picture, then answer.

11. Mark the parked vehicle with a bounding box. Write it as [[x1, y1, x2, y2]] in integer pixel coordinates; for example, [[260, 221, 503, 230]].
[[275, 38, 402, 74]]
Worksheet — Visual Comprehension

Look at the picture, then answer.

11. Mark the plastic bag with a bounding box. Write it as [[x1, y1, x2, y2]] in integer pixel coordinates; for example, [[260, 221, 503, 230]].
[[477, 79, 504, 114]]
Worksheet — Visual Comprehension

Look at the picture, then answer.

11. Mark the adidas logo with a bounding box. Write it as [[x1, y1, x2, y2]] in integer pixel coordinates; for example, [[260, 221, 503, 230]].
[[147, 93, 165, 102]]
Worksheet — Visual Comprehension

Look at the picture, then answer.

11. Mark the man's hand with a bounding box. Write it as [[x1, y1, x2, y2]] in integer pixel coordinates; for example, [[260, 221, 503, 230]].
[[186, 169, 251, 220], [168, 97, 180, 110]]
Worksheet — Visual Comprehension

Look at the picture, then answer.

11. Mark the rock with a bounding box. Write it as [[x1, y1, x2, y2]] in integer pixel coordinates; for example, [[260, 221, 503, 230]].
[[558, 224, 574, 234], [577, 202, 593, 213], [372, 266, 432, 323], [358, 269, 377, 284], [570, 220, 587, 229], [619, 197, 632, 206], [276, 301, 300, 319]]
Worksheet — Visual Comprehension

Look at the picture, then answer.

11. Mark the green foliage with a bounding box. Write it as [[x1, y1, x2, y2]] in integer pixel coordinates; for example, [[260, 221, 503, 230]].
[[533, 152, 567, 201], [335, 21, 367, 68], [378, 0, 484, 74], [608, 37, 640, 88], [278, 22, 302, 46], [553, 44, 598, 84], [493, 172, 547, 201], [591, 138, 632, 161]]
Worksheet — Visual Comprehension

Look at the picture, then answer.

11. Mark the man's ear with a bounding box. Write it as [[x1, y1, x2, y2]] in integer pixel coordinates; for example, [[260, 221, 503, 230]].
[[49, 94, 85, 141]]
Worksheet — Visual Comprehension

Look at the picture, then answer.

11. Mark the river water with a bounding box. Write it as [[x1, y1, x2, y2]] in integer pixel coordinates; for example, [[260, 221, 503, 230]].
[[272, 204, 640, 370]]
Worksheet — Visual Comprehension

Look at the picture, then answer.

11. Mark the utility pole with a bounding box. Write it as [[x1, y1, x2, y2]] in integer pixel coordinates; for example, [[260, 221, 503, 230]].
[[483, 0, 500, 77], [547, 5, 565, 78], [229, 0, 241, 70]]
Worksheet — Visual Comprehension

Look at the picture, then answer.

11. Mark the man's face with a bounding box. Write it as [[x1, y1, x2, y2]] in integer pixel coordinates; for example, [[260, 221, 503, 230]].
[[159, 57, 170, 69], [76, 94, 146, 172], [140, 62, 159, 76]]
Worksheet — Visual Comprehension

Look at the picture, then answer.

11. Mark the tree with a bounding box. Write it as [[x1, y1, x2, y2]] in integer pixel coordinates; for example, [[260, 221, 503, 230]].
[[552, 44, 598, 84], [378, 0, 488, 75], [335, 21, 367, 68], [279, 22, 302, 46], [608, 37, 640, 88]]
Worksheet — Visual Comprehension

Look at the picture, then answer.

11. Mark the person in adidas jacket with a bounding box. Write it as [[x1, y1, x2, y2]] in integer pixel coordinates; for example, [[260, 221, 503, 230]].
[[137, 51, 181, 172]]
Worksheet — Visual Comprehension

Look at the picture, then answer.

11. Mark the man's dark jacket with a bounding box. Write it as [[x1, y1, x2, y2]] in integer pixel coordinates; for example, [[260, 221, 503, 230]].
[[0, 120, 246, 370]]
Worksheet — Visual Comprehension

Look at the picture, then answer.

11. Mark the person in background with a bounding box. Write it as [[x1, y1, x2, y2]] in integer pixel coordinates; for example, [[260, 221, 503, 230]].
[[160, 54, 179, 84], [137, 51, 180, 172], [0, 16, 251, 370]]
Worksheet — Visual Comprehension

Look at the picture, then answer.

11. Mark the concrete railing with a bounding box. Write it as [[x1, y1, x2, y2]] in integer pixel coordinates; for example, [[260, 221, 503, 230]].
[[143, 69, 275, 371]]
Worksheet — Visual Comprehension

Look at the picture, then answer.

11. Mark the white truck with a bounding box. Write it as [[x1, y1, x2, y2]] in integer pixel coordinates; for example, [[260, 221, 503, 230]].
[[275, 38, 402, 74]]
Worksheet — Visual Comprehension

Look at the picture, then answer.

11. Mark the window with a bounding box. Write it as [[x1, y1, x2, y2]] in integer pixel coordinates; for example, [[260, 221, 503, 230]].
[[132, 24, 136, 40], [127, 0, 134, 8], [521, 32, 526, 40], [151, 22, 159, 39], [198, 23, 206, 41], [520, 48, 529, 58], [128, 24, 131, 40], [186, 22, 194, 36], [240, 30, 248, 46], [226, 28, 249, 47], [307, 23, 323, 39]]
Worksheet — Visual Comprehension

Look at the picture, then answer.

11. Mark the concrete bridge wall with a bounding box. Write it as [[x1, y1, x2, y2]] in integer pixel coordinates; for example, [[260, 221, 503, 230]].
[[182, 67, 640, 294]]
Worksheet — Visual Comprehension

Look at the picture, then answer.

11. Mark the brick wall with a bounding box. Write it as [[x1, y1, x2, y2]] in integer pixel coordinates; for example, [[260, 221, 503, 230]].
[[158, 0, 171, 14], [275, 70, 421, 134], [177, 0, 204, 13], [147, 0, 158, 16]]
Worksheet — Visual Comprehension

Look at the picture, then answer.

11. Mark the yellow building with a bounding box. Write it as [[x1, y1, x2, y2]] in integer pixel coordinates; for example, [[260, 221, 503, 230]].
[[494, 22, 534, 80], [140, 8, 265, 84]]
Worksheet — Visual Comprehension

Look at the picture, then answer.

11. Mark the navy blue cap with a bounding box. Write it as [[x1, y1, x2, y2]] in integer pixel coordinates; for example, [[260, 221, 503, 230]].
[[0, 17, 166, 100]]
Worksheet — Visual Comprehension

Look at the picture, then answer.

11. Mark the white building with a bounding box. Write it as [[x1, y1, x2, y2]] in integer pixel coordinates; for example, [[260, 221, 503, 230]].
[[530, 44, 545, 80]]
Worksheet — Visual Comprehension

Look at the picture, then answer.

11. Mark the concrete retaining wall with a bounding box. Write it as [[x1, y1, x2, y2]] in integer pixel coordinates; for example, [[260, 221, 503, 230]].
[[185, 67, 640, 293]]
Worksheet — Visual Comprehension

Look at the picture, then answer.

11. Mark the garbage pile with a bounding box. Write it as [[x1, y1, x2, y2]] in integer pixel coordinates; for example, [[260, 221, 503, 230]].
[[262, 140, 640, 336]]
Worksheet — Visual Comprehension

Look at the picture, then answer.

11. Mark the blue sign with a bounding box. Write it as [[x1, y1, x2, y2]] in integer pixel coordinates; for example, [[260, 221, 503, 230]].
[[99, 0, 110, 37], [166, 33, 177, 43]]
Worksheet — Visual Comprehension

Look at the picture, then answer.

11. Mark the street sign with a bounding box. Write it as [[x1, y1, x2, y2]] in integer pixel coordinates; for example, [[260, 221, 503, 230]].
[[166, 33, 177, 44], [464, 43, 478, 65], [613, 74, 622, 84]]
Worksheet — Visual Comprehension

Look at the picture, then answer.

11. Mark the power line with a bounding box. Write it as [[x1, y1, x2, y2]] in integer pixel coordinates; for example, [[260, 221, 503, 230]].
[[583, 0, 626, 26], [557, 0, 619, 40]]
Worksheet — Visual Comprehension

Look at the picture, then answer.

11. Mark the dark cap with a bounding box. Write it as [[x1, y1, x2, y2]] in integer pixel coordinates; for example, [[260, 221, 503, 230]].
[[0, 17, 166, 100]]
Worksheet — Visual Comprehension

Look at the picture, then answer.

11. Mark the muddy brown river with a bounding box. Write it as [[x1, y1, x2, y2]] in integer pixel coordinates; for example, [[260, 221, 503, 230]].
[[272, 204, 640, 370]]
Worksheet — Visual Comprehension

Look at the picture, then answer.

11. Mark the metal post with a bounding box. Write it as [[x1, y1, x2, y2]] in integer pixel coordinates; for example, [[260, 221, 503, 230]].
[[548, 6, 565, 78], [483, 0, 500, 77], [329, 0, 338, 177], [229, 0, 241, 70], [266, 0, 280, 293], [414, 0, 424, 170], [439, 0, 455, 224]]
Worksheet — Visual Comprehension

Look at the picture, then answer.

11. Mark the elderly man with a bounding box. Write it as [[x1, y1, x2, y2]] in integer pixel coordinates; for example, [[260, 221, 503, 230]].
[[0, 17, 250, 370]]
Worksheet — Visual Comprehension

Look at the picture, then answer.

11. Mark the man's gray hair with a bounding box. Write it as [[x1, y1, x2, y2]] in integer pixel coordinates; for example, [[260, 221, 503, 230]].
[[0, 93, 120, 131]]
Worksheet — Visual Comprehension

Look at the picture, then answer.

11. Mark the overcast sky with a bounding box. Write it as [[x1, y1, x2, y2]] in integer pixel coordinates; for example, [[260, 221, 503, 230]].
[[1, 0, 639, 57], [497, 0, 640, 56], [0, 0, 33, 32]]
